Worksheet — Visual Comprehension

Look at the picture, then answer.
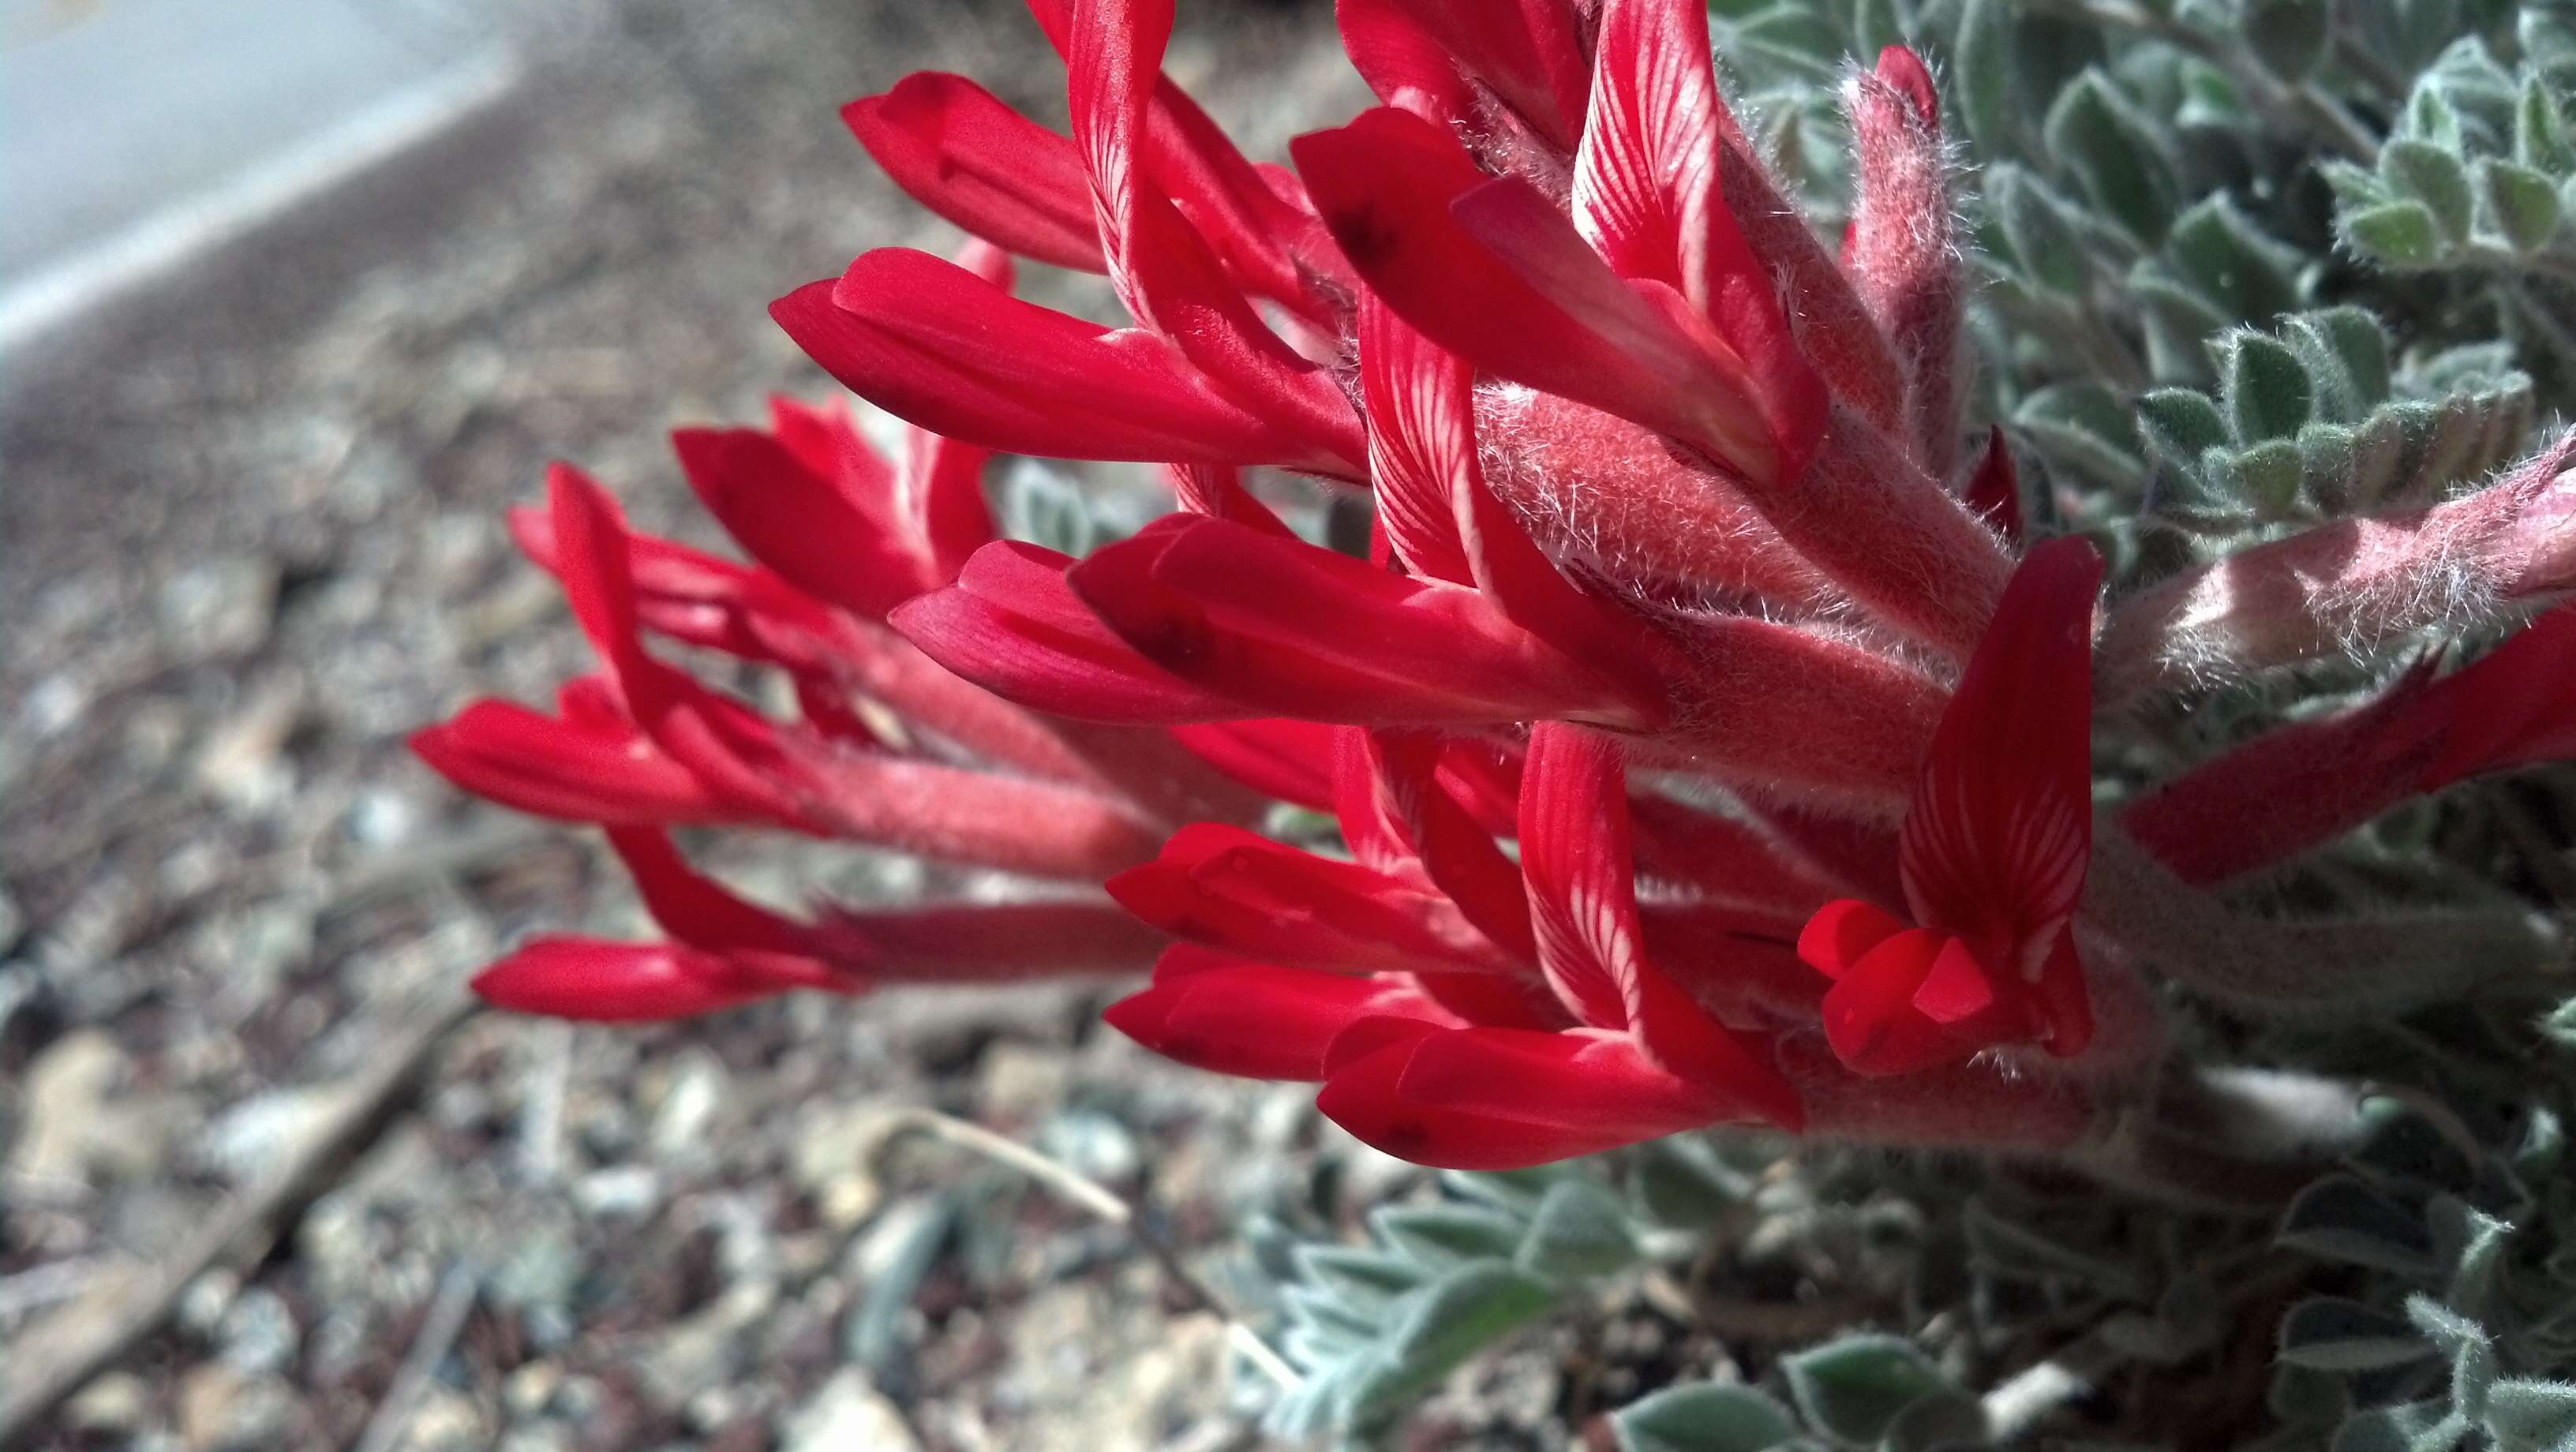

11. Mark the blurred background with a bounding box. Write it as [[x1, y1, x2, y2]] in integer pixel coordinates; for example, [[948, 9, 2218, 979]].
[[0, 2, 1412, 1447]]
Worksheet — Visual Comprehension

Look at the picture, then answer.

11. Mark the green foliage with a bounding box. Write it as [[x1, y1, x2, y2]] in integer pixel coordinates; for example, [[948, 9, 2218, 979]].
[[1267, 1166, 1648, 1439], [1612, 1384, 1802, 1452], [2121, 309, 2531, 540], [1779, 1334, 1966, 1445]]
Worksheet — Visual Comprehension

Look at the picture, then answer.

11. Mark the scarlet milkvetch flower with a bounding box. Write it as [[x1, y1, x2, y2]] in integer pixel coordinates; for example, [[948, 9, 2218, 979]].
[[425, 0, 2576, 1163], [1795, 539, 2102, 1076]]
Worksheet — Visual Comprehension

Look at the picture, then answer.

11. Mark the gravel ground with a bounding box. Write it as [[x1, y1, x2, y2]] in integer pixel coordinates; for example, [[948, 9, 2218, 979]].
[[0, 4, 1462, 1448]]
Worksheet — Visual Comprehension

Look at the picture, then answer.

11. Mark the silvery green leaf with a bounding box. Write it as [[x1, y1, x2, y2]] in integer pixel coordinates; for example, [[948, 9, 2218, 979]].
[[2481, 1378, 2576, 1452], [1001, 462, 1095, 556], [2220, 332, 2315, 441], [2242, 0, 2330, 77], [1853, 0, 1911, 60], [1443, 1166, 1565, 1215], [1951, 0, 2015, 151], [1515, 1180, 1642, 1282], [2176, 58, 2255, 129], [2282, 309, 2392, 421], [1781, 1334, 1957, 1445], [1342, 1263, 1555, 1427], [2481, 159, 2563, 250], [1283, 1283, 1386, 1345], [2342, 201, 2446, 266], [1989, 165, 2091, 297], [2514, 1106, 2564, 1180], [1884, 1390, 1991, 1452], [2044, 70, 2181, 245], [2323, 159, 2395, 209], [2392, 0, 2463, 72], [2277, 1297, 2436, 1372], [1294, 1244, 1432, 1314], [1735, 5, 1850, 80], [1370, 1203, 1524, 1269], [1612, 1383, 1801, 1452], [2164, 196, 2308, 321], [2381, 139, 2476, 241], [2522, 5, 2576, 89], [2278, 1176, 2440, 1274], [2233, 438, 2307, 514], [2514, 75, 2576, 174], [1631, 1138, 1758, 1227], [2297, 422, 2358, 510], [2016, 381, 2147, 492], [2402, 80, 2466, 149], [2401, 1293, 2487, 1359], [2137, 391, 2231, 466]]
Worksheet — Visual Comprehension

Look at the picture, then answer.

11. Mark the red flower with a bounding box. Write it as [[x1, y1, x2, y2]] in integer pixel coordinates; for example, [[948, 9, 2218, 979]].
[[1796, 539, 2104, 1074], [423, 0, 2576, 1166]]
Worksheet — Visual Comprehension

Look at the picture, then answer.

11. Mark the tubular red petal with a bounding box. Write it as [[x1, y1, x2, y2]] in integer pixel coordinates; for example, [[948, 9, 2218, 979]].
[[1847, 47, 1967, 476], [1354, 294, 1665, 690], [1069, 514, 1664, 728], [410, 702, 738, 826], [1069, 0, 1368, 476], [846, 900, 1166, 980], [1317, 1034, 1657, 1169], [1360, 731, 1535, 957], [472, 937, 793, 1022], [1355, 291, 1477, 586], [1168, 719, 1338, 809], [1519, 724, 1802, 1117], [1899, 537, 2103, 971], [844, 73, 1106, 272], [1795, 897, 1908, 982], [775, 253, 1345, 473], [1335, 0, 1480, 124], [1025, 0, 1346, 316], [1517, 724, 1646, 1029], [889, 540, 1257, 723], [671, 426, 927, 619], [1817, 926, 1959, 1075], [1293, 110, 1769, 480], [2121, 657, 2451, 885], [2424, 603, 2576, 787], [1572, 0, 1826, 473], [1106, 952, 1442, 1080], [1163, 462, 1296, 533], [1107, 822, 1511, 975], [798, 749, 1163, 878], [603, 826, 831, 960], [1451, 178, 1790, 484], [1339, 0, 1591, 149]]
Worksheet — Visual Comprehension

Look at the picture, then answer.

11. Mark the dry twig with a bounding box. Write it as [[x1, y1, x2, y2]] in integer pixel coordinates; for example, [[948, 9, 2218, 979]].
[[870, 1106, 1302, 1394]]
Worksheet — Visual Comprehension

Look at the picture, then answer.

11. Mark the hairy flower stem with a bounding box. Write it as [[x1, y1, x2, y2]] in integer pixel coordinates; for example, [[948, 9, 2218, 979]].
[[2096, 433, 2576, 702], [2084, 830, 2562, 1016]]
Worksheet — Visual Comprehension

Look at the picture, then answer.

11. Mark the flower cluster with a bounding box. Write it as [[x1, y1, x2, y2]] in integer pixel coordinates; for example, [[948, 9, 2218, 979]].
[[420, 0, 2576, 1170]]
